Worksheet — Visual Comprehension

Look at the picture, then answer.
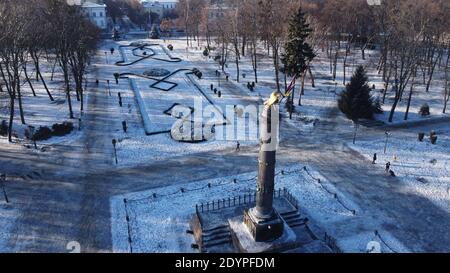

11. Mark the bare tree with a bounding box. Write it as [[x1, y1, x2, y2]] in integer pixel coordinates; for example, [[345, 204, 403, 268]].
[[68, 20, 100, 112], [0, 0, 31, 142], [258, 0, 291, 92]]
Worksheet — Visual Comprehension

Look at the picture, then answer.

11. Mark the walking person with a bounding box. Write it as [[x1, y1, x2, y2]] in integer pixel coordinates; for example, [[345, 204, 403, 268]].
[[385, 162, 391, 173], [372, 153, 377, 164], [236, 141, 240, 152]]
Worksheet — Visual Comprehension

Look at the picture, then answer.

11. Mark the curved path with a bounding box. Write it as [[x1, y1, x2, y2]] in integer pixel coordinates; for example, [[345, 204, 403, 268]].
[[115, 43, 182, 66]]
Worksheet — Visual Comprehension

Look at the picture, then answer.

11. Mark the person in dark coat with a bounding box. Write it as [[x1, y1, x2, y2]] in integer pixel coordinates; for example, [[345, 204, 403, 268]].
[[372, 153, 377, 164], [385, 162, 391, 173]]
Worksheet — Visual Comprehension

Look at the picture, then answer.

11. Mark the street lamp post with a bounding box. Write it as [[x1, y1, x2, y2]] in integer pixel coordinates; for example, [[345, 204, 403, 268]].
[[107, 80, 111, 96], [112, 139, 118, 165], [1, 174, 8, 203], [384, 131, 390, 154]]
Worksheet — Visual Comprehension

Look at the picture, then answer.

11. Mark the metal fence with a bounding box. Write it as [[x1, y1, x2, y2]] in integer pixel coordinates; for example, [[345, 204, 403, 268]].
[[195, 188, 299, 214]]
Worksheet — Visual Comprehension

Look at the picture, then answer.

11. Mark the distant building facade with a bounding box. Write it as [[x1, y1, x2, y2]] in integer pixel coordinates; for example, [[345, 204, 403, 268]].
[[208, 0, 233, 19], [141, 0, 178, 18], [67, 0, 108, 30]]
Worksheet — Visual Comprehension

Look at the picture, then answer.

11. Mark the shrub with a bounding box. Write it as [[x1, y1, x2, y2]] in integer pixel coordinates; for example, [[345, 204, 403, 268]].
[[52, 122, 74, 137], [430, 135, 438, 144], [33, 126, 52, 141], [418, 132, 425, 142], [419, 103, 430, 116], [192, 68, 202, 79], [203, 48, 209, 57], [372, 98, 383, 114], [0, 120, 7, 136]]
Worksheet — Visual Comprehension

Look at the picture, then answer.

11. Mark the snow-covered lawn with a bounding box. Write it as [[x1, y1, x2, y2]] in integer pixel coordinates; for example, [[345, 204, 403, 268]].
[[110, 164, 409, 253], [107, 39, 260, 166], [204, 40, 449, 125], [351, 125, 450, 213], [0, 56, 86, 147]]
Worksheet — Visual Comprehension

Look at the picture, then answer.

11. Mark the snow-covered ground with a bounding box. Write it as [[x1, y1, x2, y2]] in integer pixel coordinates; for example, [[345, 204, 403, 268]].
[[105, 39, 259, 166], [209, 41, 449, 125], [0, 202, 17, 252], [1, 36, 448, 253], [111, 164, 410, 253], [0, 59, 83, 147], [351, 124, 450, 214]]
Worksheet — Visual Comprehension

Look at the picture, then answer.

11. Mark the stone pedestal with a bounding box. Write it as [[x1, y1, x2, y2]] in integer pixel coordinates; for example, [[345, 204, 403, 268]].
[[243, 208, 284, 242], [229, 217, 298, 253]]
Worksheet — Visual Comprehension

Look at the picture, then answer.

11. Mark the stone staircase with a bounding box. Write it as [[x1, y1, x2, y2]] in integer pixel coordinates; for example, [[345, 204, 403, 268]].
[[280, 211, 308, 228], [201, 225, 232, 252]]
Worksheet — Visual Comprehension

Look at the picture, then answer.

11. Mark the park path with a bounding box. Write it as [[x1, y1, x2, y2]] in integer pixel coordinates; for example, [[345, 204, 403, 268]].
[[278, 101, 450, 252]]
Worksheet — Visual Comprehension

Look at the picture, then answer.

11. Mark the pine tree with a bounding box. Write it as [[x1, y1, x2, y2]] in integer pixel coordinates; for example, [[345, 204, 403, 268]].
[[150, 24, 160, 39], [281, 7, 315, 110], [338, 66, 382, 143]]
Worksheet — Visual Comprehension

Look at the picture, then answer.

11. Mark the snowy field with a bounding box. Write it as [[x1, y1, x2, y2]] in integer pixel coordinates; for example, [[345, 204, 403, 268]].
[[0, 61, 83, 146], [106, 39, 260, 166], [110, 164, 409, 253], [206, 41, 449, 125], [351, 124, 450, 214]]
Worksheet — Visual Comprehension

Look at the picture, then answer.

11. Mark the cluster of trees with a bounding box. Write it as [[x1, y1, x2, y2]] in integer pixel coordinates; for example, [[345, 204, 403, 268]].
[[105, 0, 151, 27], [105, 0, 178, 29], [175, 0, 450, 121], [0, 0, 100, 142]]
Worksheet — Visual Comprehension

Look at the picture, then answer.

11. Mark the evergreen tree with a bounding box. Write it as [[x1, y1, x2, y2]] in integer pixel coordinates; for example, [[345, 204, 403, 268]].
[[338, 65, 382, 143], [281, 7, 315, 111], [149, 24, 160, 39]]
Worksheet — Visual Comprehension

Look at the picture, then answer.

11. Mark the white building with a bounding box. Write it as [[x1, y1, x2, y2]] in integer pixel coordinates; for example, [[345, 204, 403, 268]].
[[67, 1, 108, 30], [208, 0, 233, 20], [141, 0, 178, 18]]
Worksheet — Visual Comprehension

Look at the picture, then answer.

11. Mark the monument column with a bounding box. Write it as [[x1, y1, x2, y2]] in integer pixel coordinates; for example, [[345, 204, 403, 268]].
[[254, 105, 277, 219], [244, 101, 284, 242]]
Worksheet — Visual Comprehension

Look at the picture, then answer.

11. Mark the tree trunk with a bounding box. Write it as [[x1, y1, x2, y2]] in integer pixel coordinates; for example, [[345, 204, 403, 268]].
[[51, 59, 57, 81], [425, 48, 442, 92], [298, 74, 305, 106], [353, 121, 359, 144], [24, 66, 36, 97], [444, 60, 449, 113], [343, 41, 351, 85], [8, 94, 14, 142], [38, 70, 54, 101], [273, 45, 281, 92], [251, 41, 258, 83], [404, 73, 415, 120], [308, 66, 315, 88], [63, 68, 74, 119], [234, 41, 240, 82], [333, 49, 338, 81], [241, 36, 246, 57], [16, 71, 25, 125]]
